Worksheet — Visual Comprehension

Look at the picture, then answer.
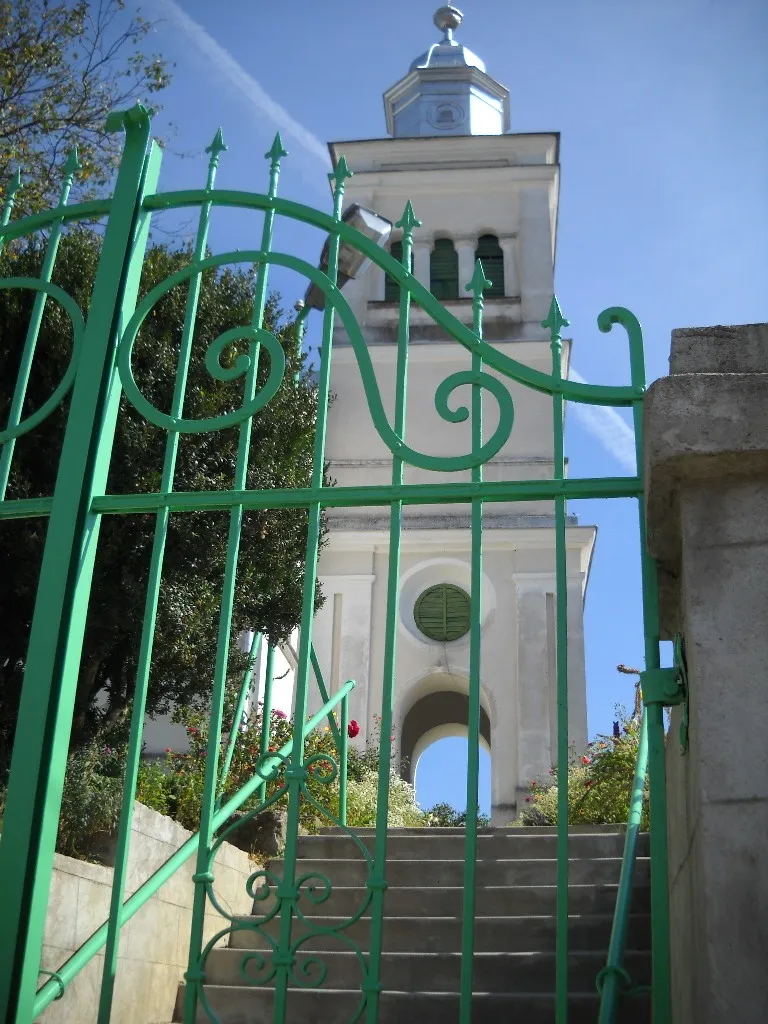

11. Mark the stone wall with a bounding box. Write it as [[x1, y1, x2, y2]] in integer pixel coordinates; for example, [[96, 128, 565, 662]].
[[38, 802, 257, 1024], [644, 322, 768, 1024]]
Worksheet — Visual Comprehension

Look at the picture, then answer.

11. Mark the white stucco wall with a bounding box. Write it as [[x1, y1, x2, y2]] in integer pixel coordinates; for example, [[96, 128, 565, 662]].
[[144, 131, 594, 827], [308, 130, 594, 824]]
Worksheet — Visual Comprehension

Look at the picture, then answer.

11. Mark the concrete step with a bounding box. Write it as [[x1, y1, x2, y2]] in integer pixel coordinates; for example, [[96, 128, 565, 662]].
[[174, 987, 651, 1023], [266, 856, 650, 888], [250, 882, 650, 917], [318, 825, 639, 835], [203, 948, 651, 993], [229, 912, 651, 953], [298, 831, 650, 860]]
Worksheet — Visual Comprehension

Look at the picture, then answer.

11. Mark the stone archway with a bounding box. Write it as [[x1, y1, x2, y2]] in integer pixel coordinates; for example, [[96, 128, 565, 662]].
[[400, 690, 491, 784]]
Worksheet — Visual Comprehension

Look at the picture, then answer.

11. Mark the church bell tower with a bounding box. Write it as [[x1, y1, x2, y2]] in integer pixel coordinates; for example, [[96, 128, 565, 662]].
[[310, 6, 595, 824]]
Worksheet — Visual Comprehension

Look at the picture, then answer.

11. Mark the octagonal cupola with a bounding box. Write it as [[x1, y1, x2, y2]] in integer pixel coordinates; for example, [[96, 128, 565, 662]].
[[383, 5, 510, 137]]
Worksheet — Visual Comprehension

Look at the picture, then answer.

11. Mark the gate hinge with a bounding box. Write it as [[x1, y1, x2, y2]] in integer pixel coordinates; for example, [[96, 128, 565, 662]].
[[640, 668, 684, 707], [641, 634, 689, 754]]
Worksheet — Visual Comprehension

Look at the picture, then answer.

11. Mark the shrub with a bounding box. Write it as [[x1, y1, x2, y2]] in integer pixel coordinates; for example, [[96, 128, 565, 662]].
[[340, 767, 426, 829], [425, 802, 491, 828], [19, 694, 428, 859], [56, 742, 125, 858], [517, 707, 648, 829]]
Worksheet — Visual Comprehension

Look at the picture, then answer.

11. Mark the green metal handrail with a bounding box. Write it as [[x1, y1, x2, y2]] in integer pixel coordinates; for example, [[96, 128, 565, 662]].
[[596, 709, 650, 1022], [32, 679, 356, 1018]]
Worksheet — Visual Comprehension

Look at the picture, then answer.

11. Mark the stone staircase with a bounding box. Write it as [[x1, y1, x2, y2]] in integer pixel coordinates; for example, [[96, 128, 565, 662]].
[[173, 826, 651, 1023]]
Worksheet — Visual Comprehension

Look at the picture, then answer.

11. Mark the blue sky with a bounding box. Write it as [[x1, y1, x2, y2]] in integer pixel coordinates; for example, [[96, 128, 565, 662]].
[[141, 0, 768, 815]]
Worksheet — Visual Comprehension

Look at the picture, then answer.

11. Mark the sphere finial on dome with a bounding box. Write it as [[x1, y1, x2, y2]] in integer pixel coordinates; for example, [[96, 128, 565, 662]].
[[433, 5, 463, 42]]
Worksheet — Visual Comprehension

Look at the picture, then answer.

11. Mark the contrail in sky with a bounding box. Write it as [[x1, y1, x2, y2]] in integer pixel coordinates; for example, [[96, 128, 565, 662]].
[[568, 367, 637, 473], [157, 0, 331, 169]]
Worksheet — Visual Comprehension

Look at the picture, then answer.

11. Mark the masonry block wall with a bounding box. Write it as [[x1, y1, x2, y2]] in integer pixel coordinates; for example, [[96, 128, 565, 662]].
[[38, 802, 256, 1024], [643, 322, 768, 1024]]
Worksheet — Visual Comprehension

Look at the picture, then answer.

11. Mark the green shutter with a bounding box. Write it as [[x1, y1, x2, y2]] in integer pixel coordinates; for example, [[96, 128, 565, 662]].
[[476, 234, 504, 298], [384, 240, 403, 302], [414, 584, 471, 642], [430, 239, 459, 300]]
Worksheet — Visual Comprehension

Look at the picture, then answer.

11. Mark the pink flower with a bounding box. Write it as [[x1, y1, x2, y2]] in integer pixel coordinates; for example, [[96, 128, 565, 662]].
[[347, 720, 360, 739], [581, 756, 590, 765], [272, 709, 287, 720]]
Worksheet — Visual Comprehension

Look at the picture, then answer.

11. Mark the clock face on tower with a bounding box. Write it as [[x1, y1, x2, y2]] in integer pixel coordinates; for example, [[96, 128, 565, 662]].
[[427, 101, 466, 130]]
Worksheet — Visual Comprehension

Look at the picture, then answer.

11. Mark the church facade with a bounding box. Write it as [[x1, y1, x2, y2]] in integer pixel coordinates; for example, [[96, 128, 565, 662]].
[[307, 6, 594, 824], [144, 6, 594, 825]]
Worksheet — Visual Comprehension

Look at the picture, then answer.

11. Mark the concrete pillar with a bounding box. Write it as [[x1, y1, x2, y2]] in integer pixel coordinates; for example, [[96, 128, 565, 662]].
[[644, 322, 768, 1024], [456, 238, 476, 294], [373, 262, 386, 301], [519, 186, 554, 331], [566, 574, 588, 753], [312, 573, 375, 742], [412, 241, 431, 291], [499, 236, 520, 297], [514, 576, 552, 808]]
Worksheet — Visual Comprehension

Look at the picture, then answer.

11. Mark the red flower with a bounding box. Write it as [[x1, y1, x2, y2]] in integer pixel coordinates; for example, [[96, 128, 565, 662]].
[[347, 720, 360, 739], [581, 756, 590, 765], [585, 781, 592, 788], [525, 797, 531, 802]]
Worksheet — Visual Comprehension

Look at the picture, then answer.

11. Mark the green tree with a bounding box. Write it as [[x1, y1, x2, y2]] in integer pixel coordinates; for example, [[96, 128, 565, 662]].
[[0, 229, 323, 762], [0, 0, 170, 213]]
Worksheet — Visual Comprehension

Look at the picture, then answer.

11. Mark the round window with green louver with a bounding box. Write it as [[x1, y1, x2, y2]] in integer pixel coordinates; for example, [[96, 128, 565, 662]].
[[414, 584, 471, 643]]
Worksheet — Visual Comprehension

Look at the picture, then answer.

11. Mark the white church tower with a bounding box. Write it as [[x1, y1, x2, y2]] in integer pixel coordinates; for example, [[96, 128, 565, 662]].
[[310, 5, 595, 823]]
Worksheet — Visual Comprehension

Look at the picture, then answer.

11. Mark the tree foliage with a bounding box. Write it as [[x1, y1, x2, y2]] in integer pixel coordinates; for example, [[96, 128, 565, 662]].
[[0, 229, 323, 762], [0, 0, 170, 213]]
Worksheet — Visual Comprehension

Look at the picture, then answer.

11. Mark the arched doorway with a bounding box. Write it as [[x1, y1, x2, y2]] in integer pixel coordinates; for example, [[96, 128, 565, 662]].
[[400, 690, 491, 784], [415, 737, 492, 819]]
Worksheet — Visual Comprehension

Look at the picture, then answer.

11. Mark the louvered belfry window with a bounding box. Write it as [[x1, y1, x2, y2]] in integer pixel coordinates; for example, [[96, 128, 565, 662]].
[[414, 584, 472, 642], [430, 238, 459, 300], [384, 240, 403, 302], [475, 234, 505, 297]]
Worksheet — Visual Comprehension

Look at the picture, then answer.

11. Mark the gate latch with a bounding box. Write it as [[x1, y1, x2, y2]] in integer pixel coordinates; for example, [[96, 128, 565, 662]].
[[640, 634, 689, 754]]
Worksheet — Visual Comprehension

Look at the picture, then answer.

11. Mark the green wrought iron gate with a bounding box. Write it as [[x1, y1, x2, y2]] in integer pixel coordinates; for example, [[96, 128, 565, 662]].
[[0, 106, 675, 1024]]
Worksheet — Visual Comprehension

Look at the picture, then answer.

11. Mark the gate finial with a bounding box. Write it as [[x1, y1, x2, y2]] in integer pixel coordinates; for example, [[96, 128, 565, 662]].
[[395, 199, 421, 237], [62, 146, 82, 182], [205, 128, 227, 160], [265, 132, 288, 167], [1, 166, 23, 223], [541, 295, 570, 346]]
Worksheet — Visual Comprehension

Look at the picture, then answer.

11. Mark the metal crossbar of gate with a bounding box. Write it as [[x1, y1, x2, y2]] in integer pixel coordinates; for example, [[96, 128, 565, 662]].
[[0, 105, 675, 1024]]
